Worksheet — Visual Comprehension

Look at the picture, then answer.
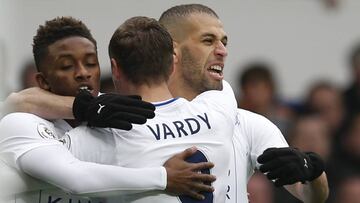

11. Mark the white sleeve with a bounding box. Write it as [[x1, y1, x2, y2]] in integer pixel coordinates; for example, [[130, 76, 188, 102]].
[[18, 145, 166, 196], [0, 113, 62, 169], [236, 110, 289, 170], [0, 159, 54, 197], [0, 113, 167, 197]]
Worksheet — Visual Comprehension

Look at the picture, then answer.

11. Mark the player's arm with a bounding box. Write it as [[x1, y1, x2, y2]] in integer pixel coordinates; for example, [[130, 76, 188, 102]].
[[18, 144, 166, 196], [0, 113, 215, 199], [1, 87, 74, 119], [284, 173, 328, 203], [18, 145, 215, 198], [2, 88, 156, 130], [243, 112, 329, 202], [257, 148, 329, 203]]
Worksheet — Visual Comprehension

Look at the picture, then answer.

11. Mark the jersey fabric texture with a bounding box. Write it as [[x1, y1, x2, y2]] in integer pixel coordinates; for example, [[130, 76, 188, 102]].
[[226, 109, 289, 203], [67, 81, 238, 203], [0, 112, 166, 203], [0, 115, 92, 203]]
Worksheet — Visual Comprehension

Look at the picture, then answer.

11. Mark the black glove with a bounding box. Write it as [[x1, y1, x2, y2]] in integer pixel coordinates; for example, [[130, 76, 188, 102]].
[[73, 90, 155, 130], [257, 147, 325, 187]]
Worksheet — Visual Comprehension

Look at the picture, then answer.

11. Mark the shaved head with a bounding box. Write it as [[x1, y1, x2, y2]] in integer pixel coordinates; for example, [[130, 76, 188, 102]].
[[159, 4, 219, 42]]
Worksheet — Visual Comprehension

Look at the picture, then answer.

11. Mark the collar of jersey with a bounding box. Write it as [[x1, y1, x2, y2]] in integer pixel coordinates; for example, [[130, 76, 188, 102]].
[[152, 97, 179, 107]]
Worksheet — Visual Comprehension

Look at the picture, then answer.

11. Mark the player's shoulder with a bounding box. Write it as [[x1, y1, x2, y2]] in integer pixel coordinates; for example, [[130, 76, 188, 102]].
[[235, 108, 279, 132], [2, 112, 47, 121], [0, 113, 53, 135], [196, 80, 233, 98], [1, 112, 50, 125], [236, 108, 270, 124], [193, 80, 237, 113]]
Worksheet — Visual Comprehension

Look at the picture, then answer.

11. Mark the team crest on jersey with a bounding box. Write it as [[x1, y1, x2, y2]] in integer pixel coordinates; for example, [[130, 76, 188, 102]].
[[37, 123, 56, 139], [58, 134, 71, 149]]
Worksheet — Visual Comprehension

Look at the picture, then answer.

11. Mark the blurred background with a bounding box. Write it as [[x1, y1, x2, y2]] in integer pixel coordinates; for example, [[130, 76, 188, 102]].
[[1, 0, 360, 202], [1, 0, 360, 99]]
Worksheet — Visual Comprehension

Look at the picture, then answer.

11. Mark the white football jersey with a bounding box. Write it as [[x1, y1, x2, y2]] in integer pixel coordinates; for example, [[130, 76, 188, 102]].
[[225, 109, 289, 203], [0, 114, 102, 203], [67, 81, 238, 203], [0, 112, 167, 203]]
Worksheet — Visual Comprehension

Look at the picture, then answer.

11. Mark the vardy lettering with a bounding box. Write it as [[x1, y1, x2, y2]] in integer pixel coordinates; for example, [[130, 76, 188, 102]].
[[147, 113, 211, 140]]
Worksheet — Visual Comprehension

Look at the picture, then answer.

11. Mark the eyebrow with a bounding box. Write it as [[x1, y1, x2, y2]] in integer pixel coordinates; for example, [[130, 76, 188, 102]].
[[56, 52, 97, 60], [201, 32, 228, 41]]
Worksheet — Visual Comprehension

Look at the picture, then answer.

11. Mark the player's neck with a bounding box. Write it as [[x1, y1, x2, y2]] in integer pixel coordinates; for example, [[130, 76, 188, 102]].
[[120, 82, 173, 103], [168, 79, 197, 101]]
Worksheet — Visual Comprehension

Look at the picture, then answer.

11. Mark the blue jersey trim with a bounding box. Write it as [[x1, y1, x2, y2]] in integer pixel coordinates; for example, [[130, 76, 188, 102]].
[[153, 98, 179, 107]]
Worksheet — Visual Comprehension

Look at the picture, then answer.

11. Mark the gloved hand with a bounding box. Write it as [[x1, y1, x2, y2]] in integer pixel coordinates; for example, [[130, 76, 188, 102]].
[[257, 147, 325, 187], [73, 90, 155, 130]]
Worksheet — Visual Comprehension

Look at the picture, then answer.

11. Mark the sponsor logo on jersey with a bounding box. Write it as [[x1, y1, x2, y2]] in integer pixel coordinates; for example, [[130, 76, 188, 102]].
[[37, 123, 56, 139], [13, 190, 105, 203]]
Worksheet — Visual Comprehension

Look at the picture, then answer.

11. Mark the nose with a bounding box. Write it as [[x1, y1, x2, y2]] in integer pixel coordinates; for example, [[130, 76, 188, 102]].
[[75, 63, 91, 81], [214, 41, 228, 58]]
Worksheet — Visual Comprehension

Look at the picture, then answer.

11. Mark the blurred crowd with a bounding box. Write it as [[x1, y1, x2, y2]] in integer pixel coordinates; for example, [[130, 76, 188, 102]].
[[12, 37, 360, 203], [241, 43, 360, 203]]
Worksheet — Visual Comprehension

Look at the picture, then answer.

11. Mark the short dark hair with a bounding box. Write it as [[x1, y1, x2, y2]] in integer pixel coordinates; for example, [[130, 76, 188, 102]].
[[238, 62, 275, 89], [349, 42, 360, 68], [33, 16, 97, 72], [108, 16, 173, 85], [159, 4, 218, 25], [159, 4, 218, 40]]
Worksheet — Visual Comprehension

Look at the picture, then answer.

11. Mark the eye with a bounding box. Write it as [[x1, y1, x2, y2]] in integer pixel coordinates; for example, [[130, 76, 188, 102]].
[[60, 65, 73, 71], [59, 59, 74, 71], [221, 39, 228, 47], [85, 55, 99, 68], [86, 63, 98, 67], [202, 38, 214, 45]]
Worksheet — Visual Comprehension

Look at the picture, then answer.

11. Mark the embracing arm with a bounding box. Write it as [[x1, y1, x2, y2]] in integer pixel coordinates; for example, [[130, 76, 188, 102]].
[[2, 87, 74, 119], [19, 145, 167, 196], [244, 112, 328, 202], [19, 145, 215, 198], [2, 88, 156, 130], [258, 148, 329, 203], [285, 173, 329, 203]]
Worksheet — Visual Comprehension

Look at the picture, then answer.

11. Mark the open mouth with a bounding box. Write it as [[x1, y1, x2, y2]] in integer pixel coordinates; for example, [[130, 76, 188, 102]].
[[208, 65, 223, 74], [207, 65, 224, 80], [78, 85, 93, 93]]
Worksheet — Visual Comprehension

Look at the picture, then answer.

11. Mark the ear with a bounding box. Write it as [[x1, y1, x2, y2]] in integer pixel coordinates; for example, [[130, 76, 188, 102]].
[[35, 72, 50, 91], [111, 58, 123, 82], [173, 41, 179, 65]]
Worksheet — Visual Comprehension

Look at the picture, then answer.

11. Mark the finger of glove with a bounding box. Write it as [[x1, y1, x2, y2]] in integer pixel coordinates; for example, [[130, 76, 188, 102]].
[[98, 93, 141, 101], [306, 152, 325, 181], [86, 106, 149, 125], [107, 111, 150, 124], [113, 105, 155, 119], [107, 120, 133, 130], [96, 94, 155, 110], [258, 147, 297, 163], [87, 118, 133, 130], [111, 96, 155, 111], [265, 167, 286, 180], [127, 95, 142, 100], [274, 176, 299, 187], [93, 103, 155, 119], [259, 155, 299, 172]]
